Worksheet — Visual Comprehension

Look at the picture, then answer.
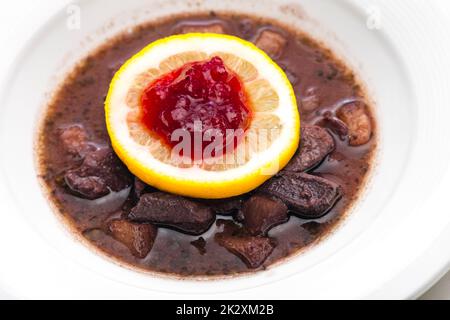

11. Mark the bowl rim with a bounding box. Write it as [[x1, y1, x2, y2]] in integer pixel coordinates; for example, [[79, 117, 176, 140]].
[[1, 0, 450, 299]]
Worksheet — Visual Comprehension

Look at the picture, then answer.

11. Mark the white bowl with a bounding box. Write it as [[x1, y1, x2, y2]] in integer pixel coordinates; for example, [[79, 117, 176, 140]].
[[1, 0, 450, 299]]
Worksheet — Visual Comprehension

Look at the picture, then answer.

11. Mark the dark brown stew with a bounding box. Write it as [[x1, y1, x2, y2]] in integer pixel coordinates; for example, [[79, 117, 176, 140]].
[[37, 12, 376, 276]]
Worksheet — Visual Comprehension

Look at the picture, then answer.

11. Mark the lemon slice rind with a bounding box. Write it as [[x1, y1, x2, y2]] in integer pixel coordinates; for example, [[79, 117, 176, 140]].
[[105, 33, 300, 199]]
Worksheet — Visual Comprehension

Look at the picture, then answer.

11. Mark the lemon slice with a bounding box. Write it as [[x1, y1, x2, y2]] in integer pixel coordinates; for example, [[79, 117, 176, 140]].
[[105, 34, 300, 199]]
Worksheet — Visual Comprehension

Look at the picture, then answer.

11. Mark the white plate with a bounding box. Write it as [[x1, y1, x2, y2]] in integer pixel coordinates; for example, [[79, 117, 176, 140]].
[[1, 0, 450, 299]]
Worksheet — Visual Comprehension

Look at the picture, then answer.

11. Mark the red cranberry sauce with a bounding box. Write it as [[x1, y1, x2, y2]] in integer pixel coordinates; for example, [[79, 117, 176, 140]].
[[140, 56, 252, 159]]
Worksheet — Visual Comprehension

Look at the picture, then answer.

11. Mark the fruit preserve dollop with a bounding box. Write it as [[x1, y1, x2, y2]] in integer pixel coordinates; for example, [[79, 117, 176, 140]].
[[140, 56, 252, 159]]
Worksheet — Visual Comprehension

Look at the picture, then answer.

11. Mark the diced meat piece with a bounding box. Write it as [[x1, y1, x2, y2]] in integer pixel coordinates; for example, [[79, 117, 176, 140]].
[[241, 194, 288, 236], [337, 102, 372, 146], [260, 172, 342, 218], [255, 29, 286, 58], [108, 219, 157, 258], [129, 192, 215, 235], [64, 147, 132, 200], [202, 196, 244, 215], [181, 23, 225, 34], [216, 235, 276, 269], [315, 113, 349, 141], [59, 125, 93, 156], [284, 125, 335, 172], [190, 237, 207, 255]]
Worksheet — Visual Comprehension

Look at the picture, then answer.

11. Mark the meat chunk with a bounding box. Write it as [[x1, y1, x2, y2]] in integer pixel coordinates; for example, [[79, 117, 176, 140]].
[[59, 125, 93, 156], [242, 194, 288, 236], [255, 29, 286, 58], [337, 102, 372, 146], [64, 147, 132, 200], [315, 113, 349, 141], [216, 235, 276, 268], [260, 172, 342, 218], [181, 23, 225, 34], [108, 219, 157, 259], [284, 125, 335, 172], [129, 193, 215, 235], [202, 196, 244, 215]]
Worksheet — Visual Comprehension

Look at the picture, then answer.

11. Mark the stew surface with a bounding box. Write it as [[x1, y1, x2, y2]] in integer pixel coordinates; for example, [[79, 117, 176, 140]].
[[37, 12, 377, 276]]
